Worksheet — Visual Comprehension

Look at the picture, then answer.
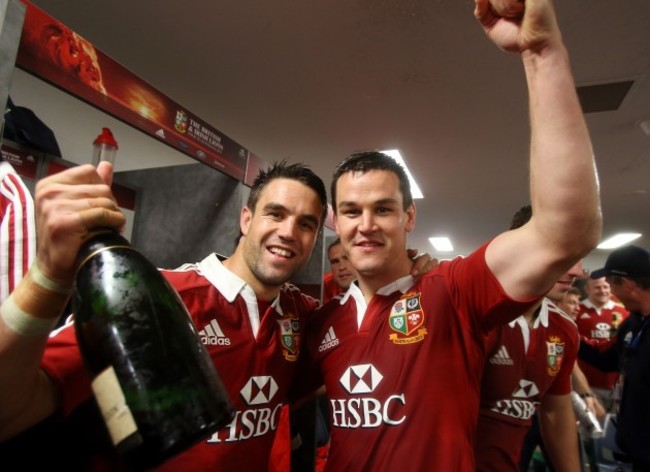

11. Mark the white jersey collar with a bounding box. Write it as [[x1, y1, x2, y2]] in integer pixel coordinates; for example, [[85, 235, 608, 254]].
[[196, 253, 281, 337], [341, 275, 415, 329], [507, 298, 552, 352], [582, 298, 616, 314]]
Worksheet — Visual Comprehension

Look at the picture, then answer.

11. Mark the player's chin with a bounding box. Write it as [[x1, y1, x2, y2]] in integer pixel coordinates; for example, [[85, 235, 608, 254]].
[[262, 270, 294, 287]]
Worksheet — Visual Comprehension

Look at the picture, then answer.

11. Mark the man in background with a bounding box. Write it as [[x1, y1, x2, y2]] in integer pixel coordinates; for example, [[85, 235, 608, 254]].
[[579, 245, 650, 471], [556, 287, 581, 320], [476, 205, 581, 472], [576, 276, 630, 412], [322, 238, 356, 304]]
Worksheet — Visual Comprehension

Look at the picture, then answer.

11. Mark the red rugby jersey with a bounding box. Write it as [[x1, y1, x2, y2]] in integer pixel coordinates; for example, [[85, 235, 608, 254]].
[[302, 243, 539, 472], [41, 254, 318, 471], [576, 299, 629, 389], [476, 298, 578, 471]]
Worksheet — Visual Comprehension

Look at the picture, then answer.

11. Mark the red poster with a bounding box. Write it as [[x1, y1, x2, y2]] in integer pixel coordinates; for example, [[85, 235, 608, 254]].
[[16, 2, 249, 181]]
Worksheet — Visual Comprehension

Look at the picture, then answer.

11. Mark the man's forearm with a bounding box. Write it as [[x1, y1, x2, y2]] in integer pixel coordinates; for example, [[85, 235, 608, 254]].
[[0, 271, 68, 440], [538, 393, 581, 472]]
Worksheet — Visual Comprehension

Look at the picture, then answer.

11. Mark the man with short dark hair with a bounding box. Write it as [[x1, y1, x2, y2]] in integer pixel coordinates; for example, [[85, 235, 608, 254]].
[[299, 0, 602, 468], [579, 245, 650, 471], [0, 160, 328, 470]]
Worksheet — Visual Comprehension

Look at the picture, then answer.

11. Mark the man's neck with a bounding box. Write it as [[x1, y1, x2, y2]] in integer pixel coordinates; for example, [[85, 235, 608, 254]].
[[357, 259, 413, 303], [222, 250, 281, 302], [523, 299, 544, 324]]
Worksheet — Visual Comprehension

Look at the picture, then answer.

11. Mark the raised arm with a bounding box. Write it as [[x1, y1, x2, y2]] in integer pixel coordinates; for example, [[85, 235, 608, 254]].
[[477, 0, 602, 299], [0, 162, 125, 441]]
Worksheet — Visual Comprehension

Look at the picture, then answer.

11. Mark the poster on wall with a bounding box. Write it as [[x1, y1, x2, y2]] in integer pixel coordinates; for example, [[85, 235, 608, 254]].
[[15, 2, 250, 182]]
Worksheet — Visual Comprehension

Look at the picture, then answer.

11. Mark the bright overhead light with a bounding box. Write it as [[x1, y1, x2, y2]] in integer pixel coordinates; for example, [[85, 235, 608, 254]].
[[381, 149, 424, 199], [429, 237, 453, 252], [597, 233, 642, 249]]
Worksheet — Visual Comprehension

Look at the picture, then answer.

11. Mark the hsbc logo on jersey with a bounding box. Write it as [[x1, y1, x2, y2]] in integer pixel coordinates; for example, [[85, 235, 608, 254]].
[[490, 379, 540, 420], [590, 322, 612, 340], [240, 376, 279, 405], [331, 364, 406, 428], [340, 364, 383, 393], [207, 376, 282, 444]]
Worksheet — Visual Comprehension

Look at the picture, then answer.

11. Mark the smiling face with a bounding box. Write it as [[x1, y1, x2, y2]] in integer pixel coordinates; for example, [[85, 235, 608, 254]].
[[334, 169, 415, 289], [585, 277, 612, 308], [557, 291, 581, 319], [238, 178, 322, 293]]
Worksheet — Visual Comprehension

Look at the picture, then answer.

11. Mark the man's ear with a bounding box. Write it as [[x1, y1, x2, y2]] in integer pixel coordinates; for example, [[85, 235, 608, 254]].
[[405, 203, 416, 233], [241, 206, 253, 236]]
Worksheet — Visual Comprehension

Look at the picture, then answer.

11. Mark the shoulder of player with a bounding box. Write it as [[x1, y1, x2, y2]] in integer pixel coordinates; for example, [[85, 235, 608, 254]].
[[280, 282, 320, 311], [160, 264, 214, 294]]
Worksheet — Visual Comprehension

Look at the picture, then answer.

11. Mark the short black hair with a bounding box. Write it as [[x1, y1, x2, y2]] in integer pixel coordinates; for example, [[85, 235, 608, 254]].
[[331, 151, 413, 213], [327, 237, 342, 254], [247, 160, 328, 226], [510, 204, 532, 230]]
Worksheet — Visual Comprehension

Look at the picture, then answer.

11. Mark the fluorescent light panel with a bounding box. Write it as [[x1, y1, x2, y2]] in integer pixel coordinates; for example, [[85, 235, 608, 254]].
[[381, 149, 424, 199], [597, 233, 642, 249], [429, 237, 453, 252]]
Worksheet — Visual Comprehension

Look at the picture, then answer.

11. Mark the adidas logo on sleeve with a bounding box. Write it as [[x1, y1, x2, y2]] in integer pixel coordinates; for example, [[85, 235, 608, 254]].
[[199, 319, 231, 346], [319, 326, 340, 352]]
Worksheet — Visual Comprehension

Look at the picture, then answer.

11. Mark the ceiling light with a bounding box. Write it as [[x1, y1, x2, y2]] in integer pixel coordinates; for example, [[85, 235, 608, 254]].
[[381, 149, 424, 199], [429, 237, 453, 252], [597, 233, 642, 249]]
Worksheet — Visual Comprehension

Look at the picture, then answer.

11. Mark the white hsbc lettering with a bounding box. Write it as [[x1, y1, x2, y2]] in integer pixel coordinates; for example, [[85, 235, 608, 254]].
[[330, 394, 406, 428], [590, 329, 610, 339], [491, 399, 539, 420], [207, 403, 283, 443]]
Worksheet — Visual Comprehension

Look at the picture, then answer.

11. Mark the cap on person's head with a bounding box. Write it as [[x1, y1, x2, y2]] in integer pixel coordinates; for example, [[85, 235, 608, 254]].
[[590, 245, 650, 279]]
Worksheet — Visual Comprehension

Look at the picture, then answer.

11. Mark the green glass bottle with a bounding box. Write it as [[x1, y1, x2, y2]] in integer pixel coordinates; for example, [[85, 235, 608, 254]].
[[72, 230, 234, 470]]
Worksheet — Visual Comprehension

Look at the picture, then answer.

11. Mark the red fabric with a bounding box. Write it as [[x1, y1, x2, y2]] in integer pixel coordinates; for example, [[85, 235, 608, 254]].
[[302, 243, 540, 471], [315, 442, 329, 472], [576, 300, 630, 389], [40, 254, 319, 471], [476, 299, 579, 471], [1, 161, 36, 302], [268, 405, 291, 472], [321, 272, 344, 304]]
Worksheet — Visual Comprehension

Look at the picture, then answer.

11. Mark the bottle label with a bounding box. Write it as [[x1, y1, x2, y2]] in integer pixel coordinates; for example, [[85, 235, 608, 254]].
[[91, 366, 139, 446]]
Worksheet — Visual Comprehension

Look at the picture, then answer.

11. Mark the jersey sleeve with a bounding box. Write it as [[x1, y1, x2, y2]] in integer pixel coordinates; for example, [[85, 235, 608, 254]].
[[441, 242, 541, 332], [1, 162, 36, 303], [548, 321, 579, 395]]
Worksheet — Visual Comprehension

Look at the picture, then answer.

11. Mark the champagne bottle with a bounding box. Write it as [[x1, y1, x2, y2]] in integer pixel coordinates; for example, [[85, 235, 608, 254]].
[[72, 230, 234, 470]]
